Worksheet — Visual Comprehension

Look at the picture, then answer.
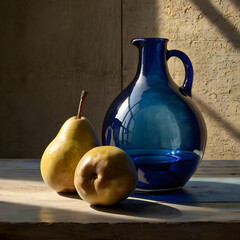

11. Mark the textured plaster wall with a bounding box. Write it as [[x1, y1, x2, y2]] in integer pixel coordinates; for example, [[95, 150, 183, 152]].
[[123, 0, 240, 160]]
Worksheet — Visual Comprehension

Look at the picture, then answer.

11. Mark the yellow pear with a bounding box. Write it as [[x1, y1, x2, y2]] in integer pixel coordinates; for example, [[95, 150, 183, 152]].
[[74, 146, 138, 206], [41, 91, 100, 193]]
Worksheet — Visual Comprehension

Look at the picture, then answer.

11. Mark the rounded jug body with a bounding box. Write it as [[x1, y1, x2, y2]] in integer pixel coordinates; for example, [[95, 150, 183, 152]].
[[102, 38, 207, 191]]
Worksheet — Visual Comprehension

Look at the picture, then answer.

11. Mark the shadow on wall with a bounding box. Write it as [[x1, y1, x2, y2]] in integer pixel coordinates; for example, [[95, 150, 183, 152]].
[[194, 95, 240, 141], [190, 0, 240, 49], [189, 0, 240, 150], [229, 0, 240, 9]]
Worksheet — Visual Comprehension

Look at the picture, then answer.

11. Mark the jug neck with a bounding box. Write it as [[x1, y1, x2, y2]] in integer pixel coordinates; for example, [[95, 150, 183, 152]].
[[132, 38, 170, 85]]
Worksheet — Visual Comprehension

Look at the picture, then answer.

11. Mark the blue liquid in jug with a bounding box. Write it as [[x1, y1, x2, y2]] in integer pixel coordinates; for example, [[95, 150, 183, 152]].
[[126, 149, 201, 191]]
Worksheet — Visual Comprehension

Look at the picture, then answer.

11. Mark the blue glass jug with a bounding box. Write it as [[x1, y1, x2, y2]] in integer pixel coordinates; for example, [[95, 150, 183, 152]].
[[102, 38, 207, 191]]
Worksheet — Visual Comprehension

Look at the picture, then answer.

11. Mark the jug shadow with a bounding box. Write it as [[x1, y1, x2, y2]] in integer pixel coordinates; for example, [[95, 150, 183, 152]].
[[132, 180, 240, 207], [91, 198, 182, 220]]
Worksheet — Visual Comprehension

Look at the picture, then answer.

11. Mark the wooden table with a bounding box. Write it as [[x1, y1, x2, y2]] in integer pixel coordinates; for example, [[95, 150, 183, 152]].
[[0, 159, 240, 240]]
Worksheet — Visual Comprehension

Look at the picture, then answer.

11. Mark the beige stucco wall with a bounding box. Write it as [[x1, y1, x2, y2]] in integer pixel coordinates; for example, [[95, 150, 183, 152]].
[[123, 0, 240, 160]]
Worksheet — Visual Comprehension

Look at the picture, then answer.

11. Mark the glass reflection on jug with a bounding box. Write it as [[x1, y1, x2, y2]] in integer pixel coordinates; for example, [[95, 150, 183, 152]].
[[102, 38, 207, 191]]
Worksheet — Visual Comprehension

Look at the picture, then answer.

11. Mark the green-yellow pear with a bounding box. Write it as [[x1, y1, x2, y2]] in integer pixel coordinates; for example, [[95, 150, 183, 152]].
[[74, 146, 138, 206], [41, 91, 100, 193]]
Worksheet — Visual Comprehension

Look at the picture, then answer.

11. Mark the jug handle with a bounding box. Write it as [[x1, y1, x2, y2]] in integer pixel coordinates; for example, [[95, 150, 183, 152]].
[[167, 50, 193, 97]]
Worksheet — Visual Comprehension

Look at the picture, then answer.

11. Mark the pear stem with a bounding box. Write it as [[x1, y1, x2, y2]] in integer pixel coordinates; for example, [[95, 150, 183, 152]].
[[77, 90, 88, 119]]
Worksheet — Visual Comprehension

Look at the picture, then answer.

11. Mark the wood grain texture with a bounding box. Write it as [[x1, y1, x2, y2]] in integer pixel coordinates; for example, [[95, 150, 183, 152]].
[[0, 222, 240, 240], [0, 0, 121, 158], [0, 159, 240, 239]]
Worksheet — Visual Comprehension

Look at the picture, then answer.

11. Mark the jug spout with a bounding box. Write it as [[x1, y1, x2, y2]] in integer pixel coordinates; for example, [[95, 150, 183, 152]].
[[131, 38, 170, 83], [131, 38, 169, 46]]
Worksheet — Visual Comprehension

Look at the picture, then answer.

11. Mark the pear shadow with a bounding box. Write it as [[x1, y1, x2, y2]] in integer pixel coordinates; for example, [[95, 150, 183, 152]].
[[57, 192, 81, 200], [91, 198, 182, 219]]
